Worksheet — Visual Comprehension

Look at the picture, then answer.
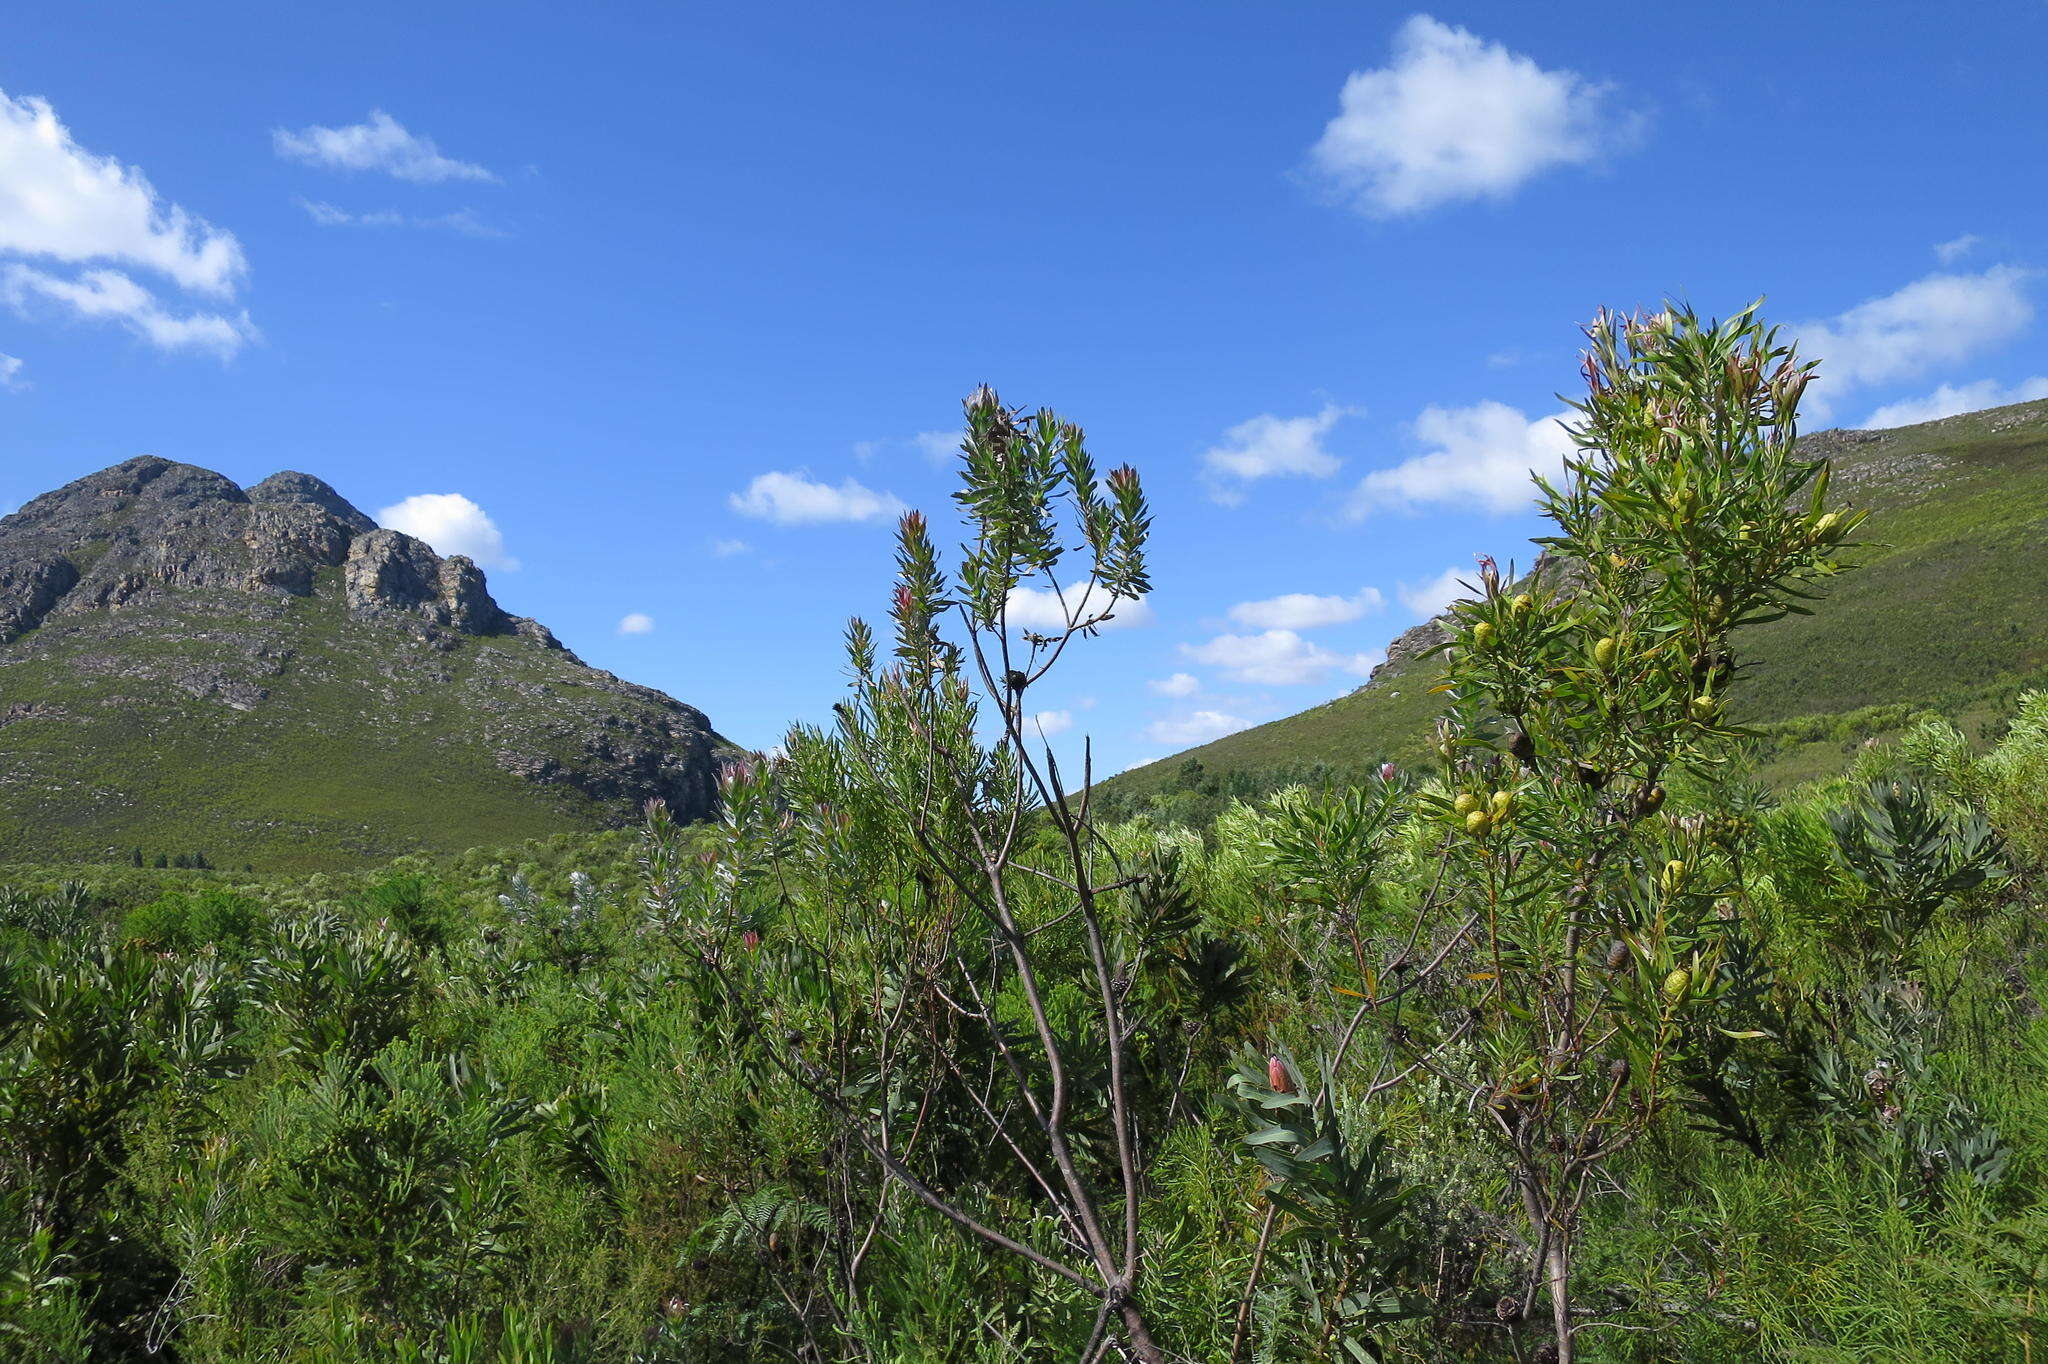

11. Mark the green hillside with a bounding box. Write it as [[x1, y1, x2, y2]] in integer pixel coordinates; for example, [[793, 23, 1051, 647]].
[[1113, 398, 2048, 797]]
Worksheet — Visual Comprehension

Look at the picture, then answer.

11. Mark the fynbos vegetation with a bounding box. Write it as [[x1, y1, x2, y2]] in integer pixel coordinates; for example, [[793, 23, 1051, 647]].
[[9, 306, 2048, 1361]]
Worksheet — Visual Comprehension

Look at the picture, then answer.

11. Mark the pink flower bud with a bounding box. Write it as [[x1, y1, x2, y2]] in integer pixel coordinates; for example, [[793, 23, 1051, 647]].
[[1380, 762, 1398, 782], [1267, 1056, 1294, 1095]]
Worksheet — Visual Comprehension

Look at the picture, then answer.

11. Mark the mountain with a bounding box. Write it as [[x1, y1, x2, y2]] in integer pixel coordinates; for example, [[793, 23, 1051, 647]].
[[1114, 397, 2048, 799], [0, 456, 732, 870]]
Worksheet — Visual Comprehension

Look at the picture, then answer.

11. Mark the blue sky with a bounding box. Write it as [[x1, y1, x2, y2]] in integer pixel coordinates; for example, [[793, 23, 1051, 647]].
[[4, 2, 2046, 772]]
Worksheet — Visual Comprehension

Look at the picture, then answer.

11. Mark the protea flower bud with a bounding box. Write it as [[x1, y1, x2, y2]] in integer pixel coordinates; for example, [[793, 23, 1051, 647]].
[[1662, 967, 1693, 1005], [1453, 792, 1482, 817], [1661, 859, 1689, 895], [1636, 785, 1666, 816], [1472, 621, 1497, 651], [1689, 694, 1720, 722], [1594, 637, 1619, 671], [1465, 810, 1493, 838], [1511, 592, 1535, 616], [1267, 1056, 1293, 1094], [1379, 761, 1398, 782], [1490, 790, 1515, 819], [742, 930, 761, 952]]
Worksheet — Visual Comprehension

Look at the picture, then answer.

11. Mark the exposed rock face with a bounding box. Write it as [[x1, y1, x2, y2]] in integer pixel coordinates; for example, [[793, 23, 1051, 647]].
[[0, 456, 731, 864], [343, 529, 506, 637], [1363, 617, 1451, 689]]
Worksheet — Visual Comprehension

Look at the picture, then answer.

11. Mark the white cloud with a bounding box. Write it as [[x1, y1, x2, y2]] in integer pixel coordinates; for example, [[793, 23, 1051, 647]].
[[1149, 672, 1201, 698], [296, 198, 505, 238], [1181, 630, 1380, 686], [729, 471, 905, 525], [1031, 709, 1074, 736], [1863, 376, 2048, 429], [0, 91, 252, 355], [300, 199, 400, 228], [710, 537, 751, 557], [854, 429, 960, 468], [1397, 565, 1469, 618], [3, 265, 254, 357], [0, 90, 245, 295], [1006, 582, 1154, 632], [1228, 587, 1385, 631], [1201, 404, 1350, 504], [377, 492, 520, 570], [1797, 267, 2035, 405], [273, 110, 495, 184], [1934, 234, 1981, 265], [617, 612, 655, 636], [1347, 401, 1572, 518], [1309, 15, 1638, 217], [913, 430, 958, 464], [0, 353, 21, 391], [1146, 709, 1253, 748]]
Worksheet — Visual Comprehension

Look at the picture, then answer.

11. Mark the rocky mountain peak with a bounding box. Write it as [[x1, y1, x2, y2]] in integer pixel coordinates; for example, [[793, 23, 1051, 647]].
[[0, 456, 559, 651], [7, 455, 246, 535], [0, 455, 732, 864], [247, 470, 377, 534]]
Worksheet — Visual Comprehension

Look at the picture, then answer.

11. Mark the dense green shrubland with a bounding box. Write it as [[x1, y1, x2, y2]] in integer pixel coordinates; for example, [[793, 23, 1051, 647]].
[[10, 310, 2048, 1360]]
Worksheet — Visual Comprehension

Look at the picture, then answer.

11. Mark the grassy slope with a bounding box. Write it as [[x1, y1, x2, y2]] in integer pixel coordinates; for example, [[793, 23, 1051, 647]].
[[0, 586, 645, 873], [1111, 399, 2048, 798]]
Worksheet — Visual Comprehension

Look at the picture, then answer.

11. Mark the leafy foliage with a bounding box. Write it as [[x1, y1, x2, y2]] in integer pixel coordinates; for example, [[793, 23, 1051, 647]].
[[10, 320, 2048, 1362]]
